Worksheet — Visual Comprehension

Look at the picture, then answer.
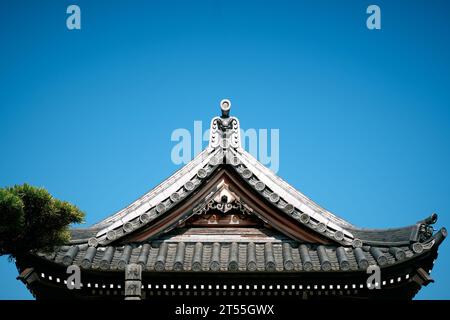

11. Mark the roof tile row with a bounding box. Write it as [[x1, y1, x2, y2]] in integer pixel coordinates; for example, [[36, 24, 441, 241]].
[[45, 241, 422, 273]]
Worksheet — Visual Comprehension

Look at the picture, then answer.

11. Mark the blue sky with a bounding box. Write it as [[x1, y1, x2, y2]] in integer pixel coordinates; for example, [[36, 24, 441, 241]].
[[0, 0, 449, 299]]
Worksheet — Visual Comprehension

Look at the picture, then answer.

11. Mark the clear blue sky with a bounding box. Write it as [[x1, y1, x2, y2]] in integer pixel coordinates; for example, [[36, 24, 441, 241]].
[[1, 0, 449, 299]]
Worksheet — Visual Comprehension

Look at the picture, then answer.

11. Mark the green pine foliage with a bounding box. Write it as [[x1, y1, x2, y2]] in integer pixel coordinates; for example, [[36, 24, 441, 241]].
[[0, 184, 84, 257]]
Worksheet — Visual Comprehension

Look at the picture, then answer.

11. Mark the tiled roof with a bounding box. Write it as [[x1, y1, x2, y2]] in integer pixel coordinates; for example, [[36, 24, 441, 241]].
[[69, 150, 436, 248], [39, 227, 445, 273], [67, 101, 442, 249]]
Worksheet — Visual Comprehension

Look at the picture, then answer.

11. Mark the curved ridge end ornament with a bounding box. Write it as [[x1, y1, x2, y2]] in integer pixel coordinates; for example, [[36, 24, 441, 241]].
[[208, 99, 242, 151]]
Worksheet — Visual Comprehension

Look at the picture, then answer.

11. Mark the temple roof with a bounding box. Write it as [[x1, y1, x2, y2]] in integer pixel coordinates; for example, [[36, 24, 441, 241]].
[[67, 99, 445, 251], [17, 100, 447, 301]]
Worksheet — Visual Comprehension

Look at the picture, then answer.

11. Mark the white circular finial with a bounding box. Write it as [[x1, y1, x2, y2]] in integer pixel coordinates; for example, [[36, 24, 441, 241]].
[[220, 99, 231, 117]]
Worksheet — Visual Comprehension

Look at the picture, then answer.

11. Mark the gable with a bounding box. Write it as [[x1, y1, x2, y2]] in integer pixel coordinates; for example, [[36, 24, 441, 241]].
[[113, 167, 334, 245]]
